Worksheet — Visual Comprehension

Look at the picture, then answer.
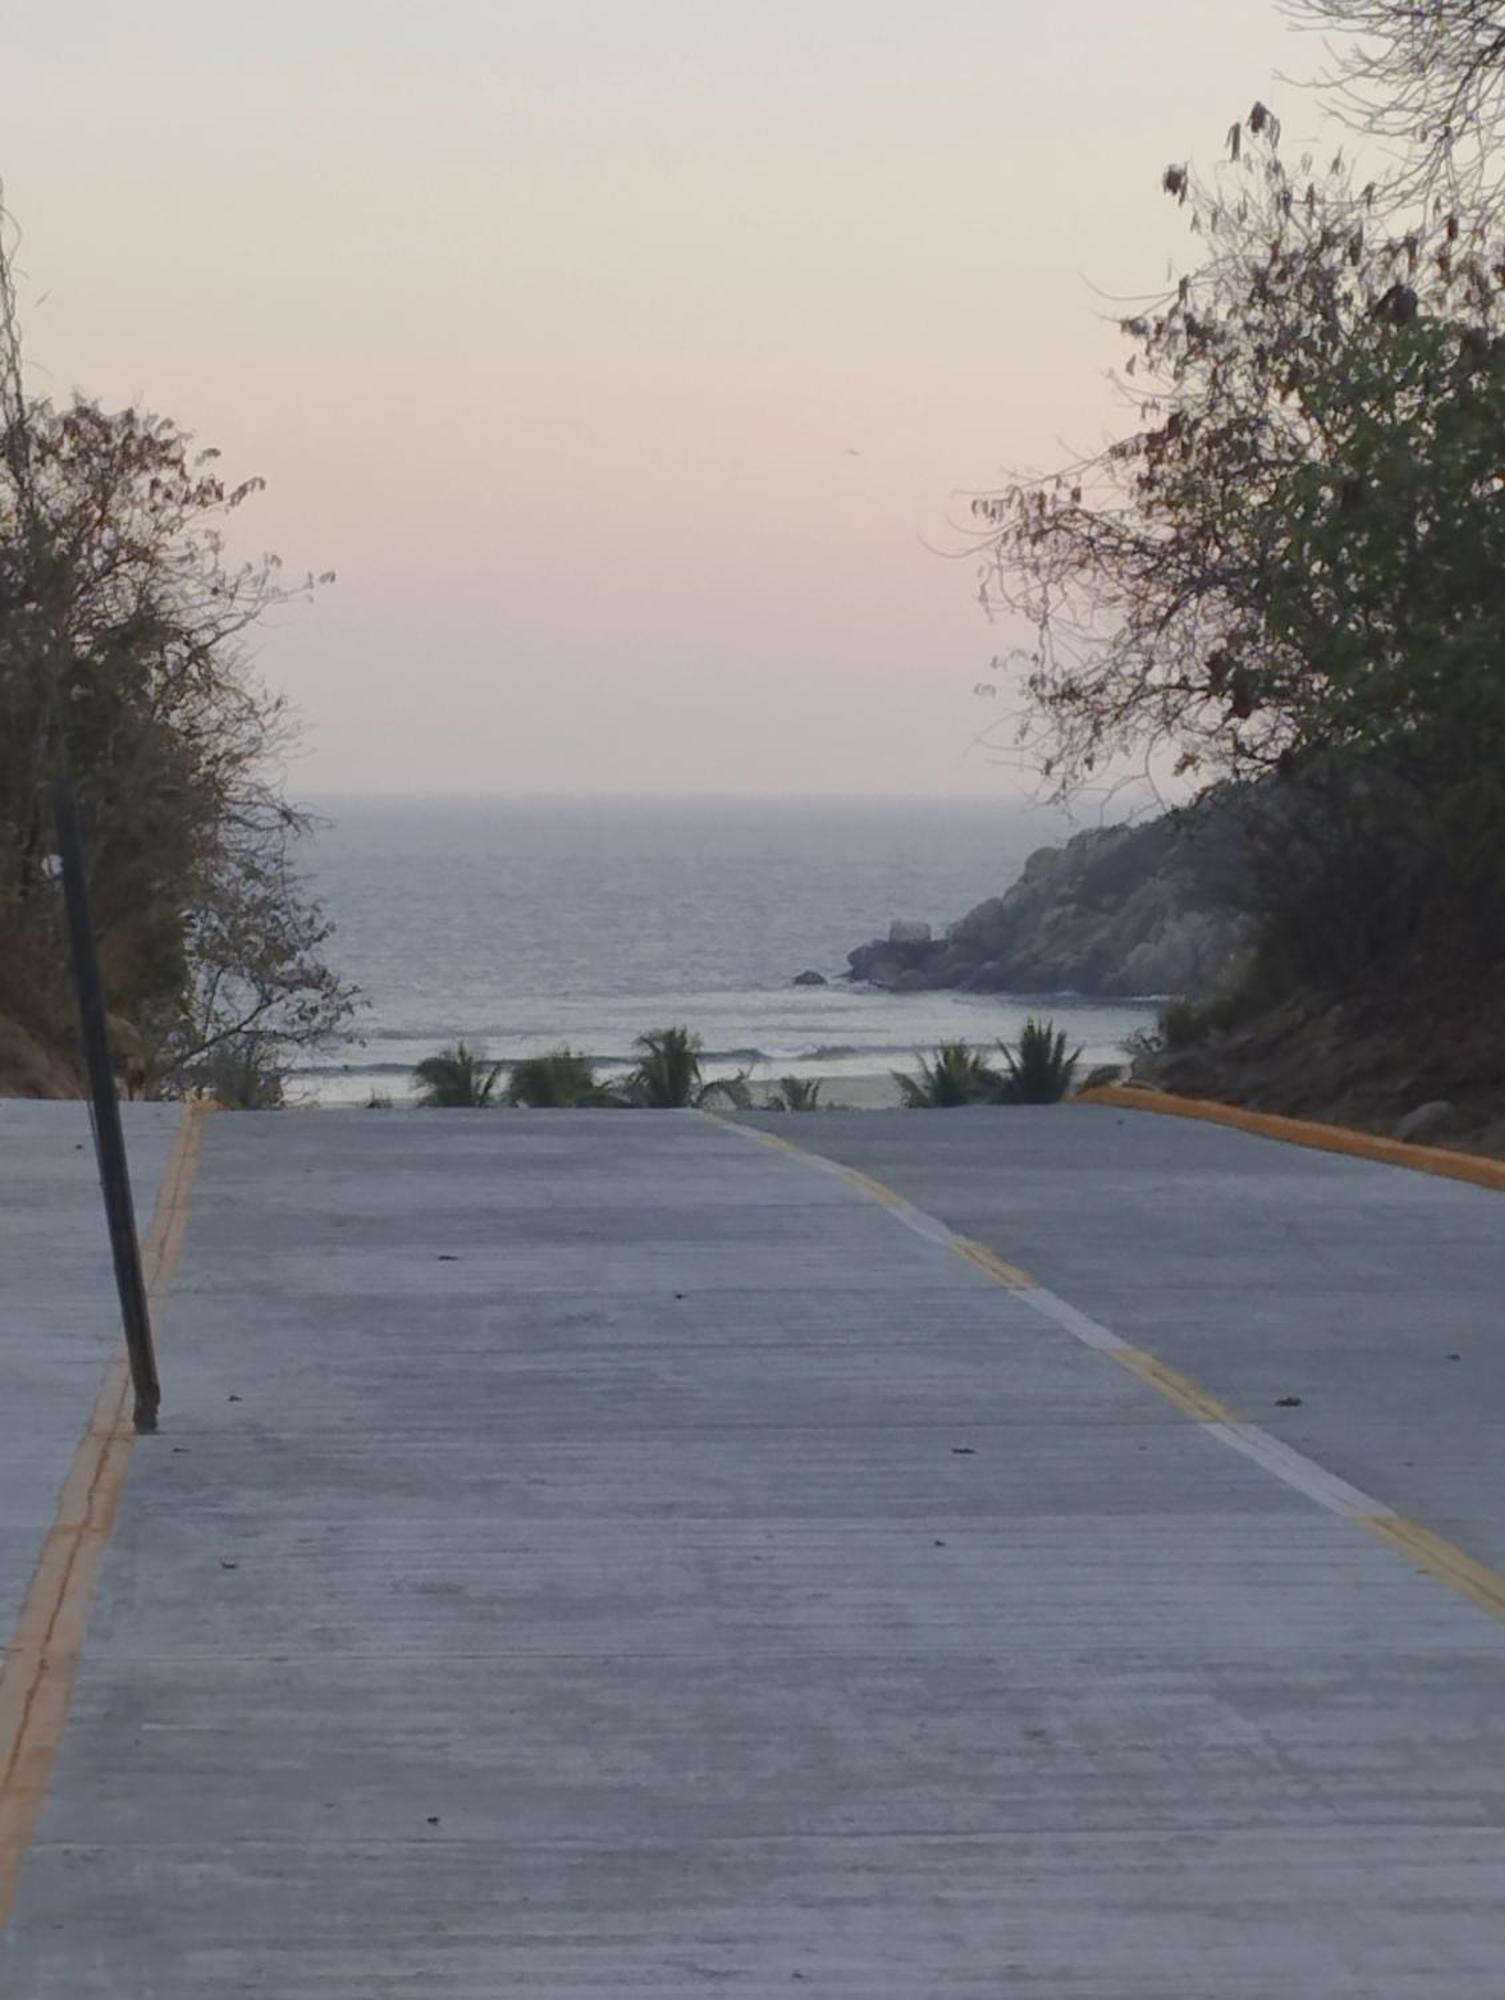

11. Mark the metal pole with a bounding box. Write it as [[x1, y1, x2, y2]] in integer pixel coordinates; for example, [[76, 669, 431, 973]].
[[52, 770, 161, 1432]]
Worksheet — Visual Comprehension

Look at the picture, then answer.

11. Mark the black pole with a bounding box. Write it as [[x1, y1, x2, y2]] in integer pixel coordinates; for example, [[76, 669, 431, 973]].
[[52, 770, 161, 1432]]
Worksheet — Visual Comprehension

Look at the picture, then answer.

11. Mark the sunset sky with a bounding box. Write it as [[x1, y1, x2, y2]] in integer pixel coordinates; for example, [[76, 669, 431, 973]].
[[4, 2, 1338, 796]]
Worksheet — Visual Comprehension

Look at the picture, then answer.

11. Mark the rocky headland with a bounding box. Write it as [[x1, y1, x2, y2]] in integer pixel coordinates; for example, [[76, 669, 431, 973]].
[[835, 786, 1505, 1158], [846, 799, 1251, 999]]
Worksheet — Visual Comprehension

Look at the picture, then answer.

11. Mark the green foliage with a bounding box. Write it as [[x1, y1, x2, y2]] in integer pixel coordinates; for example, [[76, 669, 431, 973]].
[[1158, 991, 1247, 1051], [626, 1026, 751, 1108], [412, 1041, 503, 1108], [628, 1025, 704, 1107], [0, 233, 352, 1097], [893, 1026, 1080, 1107], [973, 112, 1505, 995], [893, 1042, 1003, 1108], [506, 1047, 605, 1107], [768, 1076, 823, 1111], [997, 1017, 1082, 1103]]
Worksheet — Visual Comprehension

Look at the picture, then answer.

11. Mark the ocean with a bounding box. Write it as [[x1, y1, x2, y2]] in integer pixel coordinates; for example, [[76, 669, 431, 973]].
[[295, 796, 1159, 1106]]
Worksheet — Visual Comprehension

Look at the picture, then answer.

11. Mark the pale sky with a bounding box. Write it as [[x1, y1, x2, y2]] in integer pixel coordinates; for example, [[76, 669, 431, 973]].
[[4, 1, 1337, 796]]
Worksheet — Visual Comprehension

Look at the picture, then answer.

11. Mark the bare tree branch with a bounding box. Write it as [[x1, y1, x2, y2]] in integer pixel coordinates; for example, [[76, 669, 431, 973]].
[[1285, 0, 1505, 217]]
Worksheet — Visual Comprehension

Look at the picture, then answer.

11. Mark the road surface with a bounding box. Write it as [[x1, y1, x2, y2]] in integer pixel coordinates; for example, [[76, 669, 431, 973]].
[[2, 1099, 1503, 1994]]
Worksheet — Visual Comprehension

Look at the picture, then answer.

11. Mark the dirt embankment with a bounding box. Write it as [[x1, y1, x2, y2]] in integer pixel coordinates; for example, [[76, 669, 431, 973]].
[[0, 1015, 82, 1098], [1143, 977, 1505, 1159]]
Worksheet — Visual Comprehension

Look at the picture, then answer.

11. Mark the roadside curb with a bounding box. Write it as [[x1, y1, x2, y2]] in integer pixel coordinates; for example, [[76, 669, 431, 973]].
[[1077, 1084, 1505, 1194], [0, 1100, 209, 1933]]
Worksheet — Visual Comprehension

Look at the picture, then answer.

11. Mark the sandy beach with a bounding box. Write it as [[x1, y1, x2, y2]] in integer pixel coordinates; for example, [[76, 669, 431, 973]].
[[783, 1071, 904, 1111]]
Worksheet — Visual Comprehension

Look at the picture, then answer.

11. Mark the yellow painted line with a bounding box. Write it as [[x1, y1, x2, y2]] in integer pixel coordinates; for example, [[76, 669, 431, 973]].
[[1361, 1514, 1505, 1622], [712, 1108, 1505, 1626], [747, 1127, 805, 1157], [1079, 1083, 1505, 1195], [0, 1101, 208, 1931], [707, 1115, 802, 1158], [1111, 1346, 1239, 1425], [838, 1165, 908, 1209], [952, 1239, 1036, 1290]]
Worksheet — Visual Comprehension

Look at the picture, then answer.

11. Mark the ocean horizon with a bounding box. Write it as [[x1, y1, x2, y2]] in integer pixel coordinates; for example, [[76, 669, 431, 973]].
[[297, 795, 1160, 1105]]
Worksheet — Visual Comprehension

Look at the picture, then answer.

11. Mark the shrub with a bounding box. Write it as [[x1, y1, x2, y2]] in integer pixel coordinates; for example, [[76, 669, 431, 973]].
[[996, 1018, 1082, 1104], [1158, 999, 1205, 1052], [768, 1076, 823, 1111], [187, 1032, 288, 1110], [412, 1041, 503, 1108], [507, 1048, 604, 1107], [627, 1026, 752, 1108], [1119, 1025, 1162, 1066], [1157, 991, 1247, 1051], [893, 1043, 1003, 1108]]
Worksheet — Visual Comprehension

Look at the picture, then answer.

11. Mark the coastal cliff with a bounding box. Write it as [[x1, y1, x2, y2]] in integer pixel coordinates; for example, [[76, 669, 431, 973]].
[[846, 799, 1250, 999]]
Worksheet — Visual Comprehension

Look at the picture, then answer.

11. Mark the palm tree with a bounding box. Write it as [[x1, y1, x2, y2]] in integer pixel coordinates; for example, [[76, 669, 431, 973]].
[[997, 1018, 1082, 1104], [628, 1026, 752, 1108], [506, 1048, 606, 1107], [892, 1042, 1003, 1108], [628, 1025, 702, 1106], [412, 1040, 503, 1108]]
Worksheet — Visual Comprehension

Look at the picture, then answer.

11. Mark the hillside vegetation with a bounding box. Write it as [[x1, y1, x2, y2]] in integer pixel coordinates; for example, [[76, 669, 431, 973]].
[[0, 226, 351, 1101], [972, 103, 1505, 1139]]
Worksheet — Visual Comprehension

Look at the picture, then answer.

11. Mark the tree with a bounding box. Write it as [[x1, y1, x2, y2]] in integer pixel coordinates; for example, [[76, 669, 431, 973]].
[[973, 112, 1505, 983], [1286, 1, 1505, 213], [0, 209, 352, 1094]]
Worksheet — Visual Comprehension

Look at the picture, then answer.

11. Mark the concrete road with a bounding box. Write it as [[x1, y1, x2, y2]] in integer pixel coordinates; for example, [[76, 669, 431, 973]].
[[2, 1101, 1504, 1993], [0, 1100, 178, 1648], [736, 1103, 1505, 1570]]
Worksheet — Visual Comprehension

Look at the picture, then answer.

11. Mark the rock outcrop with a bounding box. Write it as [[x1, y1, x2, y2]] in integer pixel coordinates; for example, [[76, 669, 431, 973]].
[[847, 798, 1252, 999]]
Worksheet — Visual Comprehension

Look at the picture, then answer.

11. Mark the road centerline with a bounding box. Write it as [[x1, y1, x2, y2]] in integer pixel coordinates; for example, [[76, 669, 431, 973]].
[[714, 1112, 1505, 1626]]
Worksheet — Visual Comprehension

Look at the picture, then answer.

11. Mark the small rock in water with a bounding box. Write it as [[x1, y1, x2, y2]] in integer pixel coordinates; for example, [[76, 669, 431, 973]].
[[791, 969, 827, 987]]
